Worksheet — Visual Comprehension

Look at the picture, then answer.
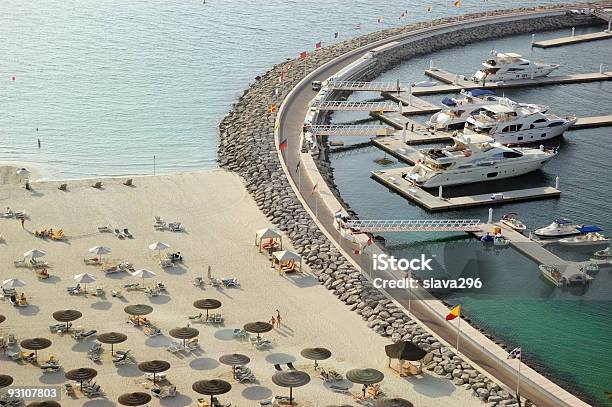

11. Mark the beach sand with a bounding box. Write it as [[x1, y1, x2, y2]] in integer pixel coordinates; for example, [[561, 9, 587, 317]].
[[0, 167, 478, 406]]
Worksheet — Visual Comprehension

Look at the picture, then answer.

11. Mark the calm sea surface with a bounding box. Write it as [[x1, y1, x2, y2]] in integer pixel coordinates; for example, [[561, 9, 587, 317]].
[[2, 1, 611, 405]]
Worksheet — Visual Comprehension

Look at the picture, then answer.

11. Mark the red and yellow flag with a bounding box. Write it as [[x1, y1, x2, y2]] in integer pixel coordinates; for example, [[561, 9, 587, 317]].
[[445, 305, 460, 321]]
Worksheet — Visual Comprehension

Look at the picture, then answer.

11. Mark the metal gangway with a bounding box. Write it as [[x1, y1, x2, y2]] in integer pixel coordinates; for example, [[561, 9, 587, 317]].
[[310, 100, 399, 112], [326, 80, 403, 92], [592, 8, 612, 22], [306, 124, 391, 136], [346, 219, 482, 233]]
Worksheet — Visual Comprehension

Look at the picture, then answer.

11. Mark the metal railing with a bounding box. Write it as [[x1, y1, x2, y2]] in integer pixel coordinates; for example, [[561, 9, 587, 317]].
[[326, 80, 403, 92], [306, 124, 391, 136], [310, 100, 399, 111], [346, 219, 482, 232]]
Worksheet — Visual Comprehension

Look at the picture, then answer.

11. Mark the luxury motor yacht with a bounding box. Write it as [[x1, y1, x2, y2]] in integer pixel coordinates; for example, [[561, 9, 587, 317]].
[[558, 227, 609, 246], [471, 50, 560, 82], [426, 89, 549, 131], [463, 103, 576, 144], [405, 133, 556, 188], [533, 218, 583, 238]]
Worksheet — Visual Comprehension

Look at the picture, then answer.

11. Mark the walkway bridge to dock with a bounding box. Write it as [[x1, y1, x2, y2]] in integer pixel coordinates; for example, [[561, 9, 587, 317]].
[[346, 219, 482, 233], [592, 8, 612, 22], [326, 80, 403, 92], [306, 124, 390, 136], [310, 100, 399, 112]]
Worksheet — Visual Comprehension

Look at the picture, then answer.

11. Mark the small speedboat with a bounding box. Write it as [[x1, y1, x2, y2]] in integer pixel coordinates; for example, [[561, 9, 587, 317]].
[[558, 228, 608, 246], [500, 213, 526, 233], [539, 264, 565, 287], [533, 218, 582, 238], [414, 80, 438, 87], [593, 247, 612, 258], [481, 232, 494, 243]]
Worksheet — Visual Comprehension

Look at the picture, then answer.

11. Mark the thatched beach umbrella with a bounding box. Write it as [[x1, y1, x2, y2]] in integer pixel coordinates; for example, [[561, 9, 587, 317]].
[[346, 368, 384, 397], [65, 368, 97, 390], [300, 347, 332, 370], [52, 309, 82, 330], [138, 360, 170, 385], [20, 337, 52, 359], [27, 401, 61, 407], [219, 353, 250, 379], [118, 392, 152, 406], [193, 299, 222, 320], [271, 370, 310, 405], [385, 341, 427, 376], [124, 304, 153, 326], [243, 321, 273, 339], [192, 379, 232, 406], [0, 375, 13, 388], [97, 332, 128, 355], [169, 327, 199, 347], [374, 398, 414, 407]]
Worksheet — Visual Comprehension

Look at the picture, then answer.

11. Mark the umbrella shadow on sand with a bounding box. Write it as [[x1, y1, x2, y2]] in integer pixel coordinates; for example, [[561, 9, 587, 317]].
[[18, 304, 40, 316], [282, 273, 319, 288], [409, 374, 456, 398], [82, 400, 115, 407], [265, 353, 296, 364], [40, 275, 61, 284], [91, 301, 113, 311], [38, 372, 66, 384], [144, 335, 169, 348], [242, 386, 273, 400], [189, 357, 219, 371], [160, 394, 192, 406], [72, 339, 96, 353], [213, 329, 237, 341], [147, 295, 171, 305], [116, 364, 141, 377]]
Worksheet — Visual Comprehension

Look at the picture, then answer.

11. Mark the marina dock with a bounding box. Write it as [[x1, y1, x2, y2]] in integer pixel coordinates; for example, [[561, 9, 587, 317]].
[[380, 92, 441, 115], [371, 167, 561, 212], [404, 68, 612, 96], [532, 30, 612, 48], [571, 115, 612, 129]]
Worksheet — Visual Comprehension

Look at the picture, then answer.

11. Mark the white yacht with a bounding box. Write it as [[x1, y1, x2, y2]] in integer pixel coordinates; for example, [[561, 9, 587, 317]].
[[405, 133, 556, 188], [558, 227, 609, 246], [533, 218, 583, 238], [472, 50, 560, 82], [464, 103, 576, 144], [426, 89, 549, 131]]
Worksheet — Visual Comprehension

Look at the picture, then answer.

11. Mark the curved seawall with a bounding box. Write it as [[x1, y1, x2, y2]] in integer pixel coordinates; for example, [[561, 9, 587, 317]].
[[218, 3, 606, 406]]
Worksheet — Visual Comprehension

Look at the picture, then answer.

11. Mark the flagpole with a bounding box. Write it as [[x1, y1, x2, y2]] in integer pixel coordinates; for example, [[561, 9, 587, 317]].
[[517, 355, 522, 401], [456, 309, 461, 354]]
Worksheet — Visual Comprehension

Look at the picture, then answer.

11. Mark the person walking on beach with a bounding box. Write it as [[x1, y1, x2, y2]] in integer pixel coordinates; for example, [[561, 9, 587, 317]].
[[20, 217, 25, 228], [276, 309, 281, 328], [270, 316, 276, 328]]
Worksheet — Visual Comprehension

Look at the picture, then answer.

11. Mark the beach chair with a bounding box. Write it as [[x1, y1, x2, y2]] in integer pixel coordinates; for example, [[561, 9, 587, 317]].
[[73, 329, 97, 341], [1, 208, 14, 218], [113, 350, 133, 365], [212, 313, 224, 324], [222, 278, 240, 288], [233, 328, 247, 339], [36, 268, 50, 279], [153, 216, 166, 230], [49, 229, 66, 240], [15, 210, 26, 220], [58, 183, 67, 191], [41, 362, 61, 373], [274, 364, 283, 372], [193, 276, 204, 287], [123, 178, 133, 186], [143, 326, 161, 337], [7, 350, 21, 361], [124, 282, 141, 291], [64, 383, 75, 395], [84, 257, 101, 265], [209, 277, 221, 287], [98, 224, 112, 233], [187, 338, 199, 350], [189, 312, 203, 322], [13, 258, 27, 268], [166, 342, 182, 353], [67, 284, 82, 295], [114, 228, 125, 239], [330, 385, 350, 394], [123, 228, 133, 238], [152, 385, 177, 399], [160, 258, 174, 268], [168, 222, 184, 232], [286, 362, 296, 370], [2, 287, 16, 297], [91, 181, 103, 189]]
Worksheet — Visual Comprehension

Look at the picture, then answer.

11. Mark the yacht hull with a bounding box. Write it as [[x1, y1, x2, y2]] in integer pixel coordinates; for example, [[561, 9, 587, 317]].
[[492, 121, 575, 144], [417, 157, 549, 188]]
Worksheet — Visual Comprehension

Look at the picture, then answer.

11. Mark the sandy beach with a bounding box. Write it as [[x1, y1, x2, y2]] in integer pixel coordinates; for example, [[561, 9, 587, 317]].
[[0, 166, 479, 406]]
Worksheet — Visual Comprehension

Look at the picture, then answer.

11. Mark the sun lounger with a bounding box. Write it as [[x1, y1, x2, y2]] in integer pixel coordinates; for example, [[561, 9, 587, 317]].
[[153, 216, 166, 230], [330, 385, 350, 394], [168, 222, 184, 232], [189, 312, 203, 322], [222, 278, 240, 288], [212, 313, 224, 324], [72, 329, 97, 340], [98, 224, 112, 233], [233, 328, 247, 339], [143, 326, 161, 337], [2, 287, 16, 297], [58, 183, 67, 191], [15, 210, 26, 219], [123, 178, 133, 186], [274, 364, 282, 372], [41, 363, 61, 373], [160, 258, 174, 268], [13, 258, 27, 268], [209, 277, 221, 287], [123, 228, 133, 238], [152, 385, 177, 399], [1, 209, 14, 218], [36, 268, 50, 279], [67, 284, 82, 295], [64, 383, 75, 395], [49, 229, 65, 240], [286, 362, 296, 370], [114, 228, 125, 239], [7, 351, 21, 361], [124, 282, 141, 291], [166, 341, 182, 353], [84, 257, 101, 265], [92, 181, 103, 189], [193, 276, 204, 287]]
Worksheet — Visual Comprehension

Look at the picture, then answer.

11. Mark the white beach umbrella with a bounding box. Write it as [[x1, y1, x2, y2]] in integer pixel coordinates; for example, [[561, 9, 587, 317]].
[[23, 249, 46, 259], [130, 269, 157, 286], [16, 168, 30, 176], [149, 241, 170, 257], [89, 246, 111, 261], [74, 273, 96, 291], [2, 278, 27, 288]]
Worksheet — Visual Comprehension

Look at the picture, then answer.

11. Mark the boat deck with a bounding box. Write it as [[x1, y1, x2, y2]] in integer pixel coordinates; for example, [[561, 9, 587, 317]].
[[532, 31, 612, 48], [371, 167, 561, 212]]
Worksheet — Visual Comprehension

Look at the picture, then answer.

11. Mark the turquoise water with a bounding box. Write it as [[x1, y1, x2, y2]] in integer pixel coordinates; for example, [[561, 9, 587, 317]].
[[2, 1, 610, 405], [329, 28, 612, 405], [1, 0, 562, 178]]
